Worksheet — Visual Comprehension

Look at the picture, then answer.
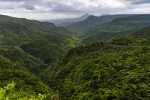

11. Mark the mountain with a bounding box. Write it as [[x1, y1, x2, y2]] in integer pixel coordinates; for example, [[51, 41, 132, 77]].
[[0, 14, 79, 48], [82, 25, 150, 45], [1, 14, 150, 99], [0, 14, 80, 98], [66, 14, 150, 39], [41, 37, 150, 99], [0, 14, 81, 75], [92, 14, 150, 33], [48, 13, 90, 26], [0, 53, 54, 99], [65, 14, 128, 34], [65, 14, 150, 45]]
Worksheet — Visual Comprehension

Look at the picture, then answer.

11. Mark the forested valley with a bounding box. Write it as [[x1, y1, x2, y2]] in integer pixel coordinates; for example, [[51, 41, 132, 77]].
[[0, 14, 150, 100]]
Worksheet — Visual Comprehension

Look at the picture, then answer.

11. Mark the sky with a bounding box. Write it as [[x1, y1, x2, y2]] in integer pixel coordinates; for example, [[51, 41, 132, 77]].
[[0, 0, 149, 20]]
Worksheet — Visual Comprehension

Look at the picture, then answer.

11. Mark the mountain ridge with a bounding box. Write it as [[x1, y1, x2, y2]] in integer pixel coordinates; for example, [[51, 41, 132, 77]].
[[65, 14, 130, 33]]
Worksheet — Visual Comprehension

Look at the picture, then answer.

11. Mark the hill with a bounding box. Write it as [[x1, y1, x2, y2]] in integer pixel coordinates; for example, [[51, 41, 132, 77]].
[[0, 54, 54, 99], [1, 14, 150, 99], [82, 26, 150, 45], [0, 14, 79, 49], [0, 14, 79, 98], [0, 14, 81, 66], [92, 14, 150, 33], [65, 14, 150, 42], [42, 37, 150, 99], [65, 14, 129, 34]]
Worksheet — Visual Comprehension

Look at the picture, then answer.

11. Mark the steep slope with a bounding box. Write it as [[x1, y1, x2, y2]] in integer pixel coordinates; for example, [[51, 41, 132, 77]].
[[21, 40, 64, 64], [42, 37, 150, 99], [0, 55, 53, 98], [0, 14, 81, 67], [65, 14, 128, 33], [131, 26, 150, 37], [0, 46, 47, 74], [0, 15, 78, 98], [66, 14, 150, 42], [82, 26, 150, 45], [82, 31, 127, 45], [0, 14, 78, 49]]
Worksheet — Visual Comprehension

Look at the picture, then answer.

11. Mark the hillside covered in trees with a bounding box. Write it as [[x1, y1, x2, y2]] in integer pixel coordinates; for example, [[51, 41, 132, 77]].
[[0, 14, 150, 99], [0, 14, 79, 99], [42, 37, 150, 99]]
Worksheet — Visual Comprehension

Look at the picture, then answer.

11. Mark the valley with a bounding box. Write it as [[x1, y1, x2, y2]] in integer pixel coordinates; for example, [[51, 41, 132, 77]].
[[0, 14, 150, 99]]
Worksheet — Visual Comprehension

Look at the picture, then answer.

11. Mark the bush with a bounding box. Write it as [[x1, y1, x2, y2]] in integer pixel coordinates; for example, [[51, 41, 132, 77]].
[[0, 82, 47, 100]]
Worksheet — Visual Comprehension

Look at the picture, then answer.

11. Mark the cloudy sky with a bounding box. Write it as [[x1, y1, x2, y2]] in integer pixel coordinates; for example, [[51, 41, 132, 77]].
[[0, 0, 149, 20]]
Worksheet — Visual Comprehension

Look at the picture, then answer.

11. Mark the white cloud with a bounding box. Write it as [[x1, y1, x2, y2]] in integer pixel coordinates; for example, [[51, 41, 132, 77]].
[[0, 0, 149, 20]]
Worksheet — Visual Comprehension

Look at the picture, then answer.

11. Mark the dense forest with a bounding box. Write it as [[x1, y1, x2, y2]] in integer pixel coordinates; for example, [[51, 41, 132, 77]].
[[0, 14, 150, 99], [41, 37, 150, 99]]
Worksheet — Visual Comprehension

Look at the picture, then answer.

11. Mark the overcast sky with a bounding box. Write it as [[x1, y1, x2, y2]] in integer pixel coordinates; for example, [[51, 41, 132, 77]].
[[0, 0, 149, 20]]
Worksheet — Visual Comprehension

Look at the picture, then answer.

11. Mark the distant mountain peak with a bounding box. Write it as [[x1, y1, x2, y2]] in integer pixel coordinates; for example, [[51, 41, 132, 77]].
[[80, 13, 90, 18], [86, 15, 98, 20], [88, 15, 96, 17], [77, 13, 90, 20]]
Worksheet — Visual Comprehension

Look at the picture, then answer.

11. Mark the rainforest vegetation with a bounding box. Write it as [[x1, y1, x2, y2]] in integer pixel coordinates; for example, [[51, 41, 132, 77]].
[[0, 14, 150, 100]]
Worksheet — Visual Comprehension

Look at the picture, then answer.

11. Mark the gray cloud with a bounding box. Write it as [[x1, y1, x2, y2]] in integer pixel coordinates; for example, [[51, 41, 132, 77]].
[[21, 0, 36, 10], [44, 1, 84, 13], [123, 0, 150, 4], [0, 0, 149, 20], [0, 0, 32, 2]]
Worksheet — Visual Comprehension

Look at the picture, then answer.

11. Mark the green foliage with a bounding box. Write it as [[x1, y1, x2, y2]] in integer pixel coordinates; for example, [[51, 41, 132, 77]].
[[0, 54, 55, 100], [0, 82, 15, 100], [0, 82, 47, 100], [42, 37, 150, 100], [0, 14, 79, 49], [66, 14, 150, 45], [82, 25, 150, 45], [131, 26, 150, 37], [0, 46, 46, 74], [21, 40, 64, 64], [1, 14, 150, 100], [111, 38, 133, 46], [82, 31, 128, 45]]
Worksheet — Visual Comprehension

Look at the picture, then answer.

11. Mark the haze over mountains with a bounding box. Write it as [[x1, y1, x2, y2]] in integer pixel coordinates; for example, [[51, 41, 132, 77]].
[[0, 12, 150, 99], [47, 13, 90, 26]]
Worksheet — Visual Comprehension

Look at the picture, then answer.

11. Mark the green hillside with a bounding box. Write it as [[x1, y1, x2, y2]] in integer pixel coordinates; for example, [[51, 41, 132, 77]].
[[82, 25, 150, 45], [94, 14, 150, 33], [0, 46, 47, 74], [0, 54, 54, 99], [131, 26, 150, 37], [21, 40, 64, 64], [0, 14, 78, 98], [0, 40, 56, 97], [65, 15, 126, 33], [0, 14, 80, 70], [0, 14, 150, 99], [66, 14, 150, 42], [82, 31, 127, 45], [0, 14, 79, 48], [42, 37, 150, 99]]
